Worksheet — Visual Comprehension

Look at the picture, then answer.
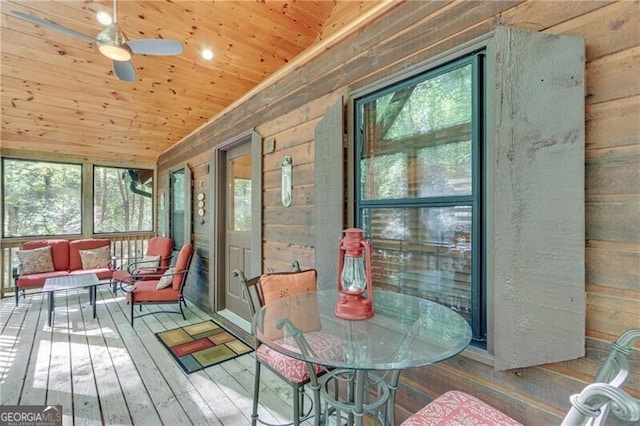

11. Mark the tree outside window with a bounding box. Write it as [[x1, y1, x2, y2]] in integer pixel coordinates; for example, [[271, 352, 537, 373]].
[[94, 166, 153, 233], [3, 159, 82, 237]]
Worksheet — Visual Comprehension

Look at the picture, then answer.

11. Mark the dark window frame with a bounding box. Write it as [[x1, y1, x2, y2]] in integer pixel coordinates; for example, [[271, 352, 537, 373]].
[[353, 52, 486, 345]]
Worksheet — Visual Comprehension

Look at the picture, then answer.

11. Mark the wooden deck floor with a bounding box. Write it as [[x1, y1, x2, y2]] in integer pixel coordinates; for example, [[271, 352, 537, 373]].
[[0, 285, 308, 425]]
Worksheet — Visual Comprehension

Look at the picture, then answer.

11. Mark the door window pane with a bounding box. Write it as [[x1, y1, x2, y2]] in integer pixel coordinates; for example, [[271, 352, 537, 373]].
[[3, 159, 82, 237], [230, 154, 252, 232]]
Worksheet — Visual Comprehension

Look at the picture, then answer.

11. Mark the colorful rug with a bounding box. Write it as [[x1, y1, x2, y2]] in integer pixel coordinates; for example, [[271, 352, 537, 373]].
[[156, 320, 252, 374]]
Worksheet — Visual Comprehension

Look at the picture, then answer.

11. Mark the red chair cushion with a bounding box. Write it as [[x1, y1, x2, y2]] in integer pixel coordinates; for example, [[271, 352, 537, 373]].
[[172, 244, 193, 290], [257, 331, 344, 384], [69, 239, 110, 271], [22, 239, 70, 271], [400, 390, 522, 426], [146, 237, 173, 268], [128, 280, 181, 302]]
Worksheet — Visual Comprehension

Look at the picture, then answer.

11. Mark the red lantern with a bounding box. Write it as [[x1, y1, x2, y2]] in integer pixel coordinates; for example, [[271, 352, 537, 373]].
[[334, 228, 374, 320]]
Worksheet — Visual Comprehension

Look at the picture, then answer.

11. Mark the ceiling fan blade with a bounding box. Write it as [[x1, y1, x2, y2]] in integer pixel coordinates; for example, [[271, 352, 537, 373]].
[[127, 39, 183, 56], [113, 60, 136, 81], [11, 11, 96, 43]]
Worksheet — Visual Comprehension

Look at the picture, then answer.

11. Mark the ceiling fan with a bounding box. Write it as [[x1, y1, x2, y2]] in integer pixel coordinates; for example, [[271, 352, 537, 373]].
[[12, 0, 183, 82]]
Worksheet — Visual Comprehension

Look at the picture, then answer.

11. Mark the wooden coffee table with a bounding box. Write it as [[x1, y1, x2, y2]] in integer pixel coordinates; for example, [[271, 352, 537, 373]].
[[43, 274, 100, 326]]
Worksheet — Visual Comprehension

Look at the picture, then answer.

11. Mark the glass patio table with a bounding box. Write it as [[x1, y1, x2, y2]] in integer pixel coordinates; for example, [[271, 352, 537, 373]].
[[253, 289, 472, 426]]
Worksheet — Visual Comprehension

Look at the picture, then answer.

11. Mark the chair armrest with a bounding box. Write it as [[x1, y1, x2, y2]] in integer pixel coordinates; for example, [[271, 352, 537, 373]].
[[562, 383, 640, 425], [130, 267, 186, 281], [126, 255, 172, 274]]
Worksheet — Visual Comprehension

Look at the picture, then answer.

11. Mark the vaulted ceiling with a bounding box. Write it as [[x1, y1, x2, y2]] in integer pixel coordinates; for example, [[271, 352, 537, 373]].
[[1, 1, 386, 163]]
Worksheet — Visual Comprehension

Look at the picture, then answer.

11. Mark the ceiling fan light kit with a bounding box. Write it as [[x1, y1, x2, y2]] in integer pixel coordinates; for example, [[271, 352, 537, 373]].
[[12, 0, 183, 81], [97, 24, 132, 61]]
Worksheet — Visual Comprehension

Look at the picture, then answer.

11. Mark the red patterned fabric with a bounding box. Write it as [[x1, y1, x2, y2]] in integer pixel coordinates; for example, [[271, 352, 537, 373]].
[[401, 391, 522, 426], [257, 331, 344, 383]]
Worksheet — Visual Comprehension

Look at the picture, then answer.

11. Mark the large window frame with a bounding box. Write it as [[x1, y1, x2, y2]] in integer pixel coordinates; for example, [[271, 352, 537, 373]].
[[337, 27, 585, 369], [353, 53, 486, 345], [1, 156, 156, 239]]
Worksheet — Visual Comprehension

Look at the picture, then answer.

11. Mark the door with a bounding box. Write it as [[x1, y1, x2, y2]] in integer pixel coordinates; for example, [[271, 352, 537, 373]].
[[224, 144, 252, 319]]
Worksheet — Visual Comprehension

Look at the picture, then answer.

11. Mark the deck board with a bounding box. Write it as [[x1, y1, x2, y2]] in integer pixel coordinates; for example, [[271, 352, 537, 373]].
[[0, 285, 310, 425]]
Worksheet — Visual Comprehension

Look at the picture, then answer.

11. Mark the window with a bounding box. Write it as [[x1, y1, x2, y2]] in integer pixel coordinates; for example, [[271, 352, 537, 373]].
[[93, 166, 154, 233], [354, 54, 485, 345], [170, 167, 192, 249], [2, 159, 82, 237]]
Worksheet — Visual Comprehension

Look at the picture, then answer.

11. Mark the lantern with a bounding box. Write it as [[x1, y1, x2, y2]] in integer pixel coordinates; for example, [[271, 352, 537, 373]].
[[334, 228, 374, 320]]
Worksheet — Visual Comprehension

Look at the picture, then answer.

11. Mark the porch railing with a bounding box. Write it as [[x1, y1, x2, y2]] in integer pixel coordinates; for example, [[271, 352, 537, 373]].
[[1, 233, 155, 298]]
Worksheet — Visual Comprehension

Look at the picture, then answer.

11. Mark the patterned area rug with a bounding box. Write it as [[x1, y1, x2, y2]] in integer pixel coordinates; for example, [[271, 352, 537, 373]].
[[156, 320, 252, 374]]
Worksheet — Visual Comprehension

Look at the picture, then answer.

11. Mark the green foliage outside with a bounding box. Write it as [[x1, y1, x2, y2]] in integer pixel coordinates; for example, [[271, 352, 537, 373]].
[[3, 159, 82, 237], [3, 159, 153, 237]]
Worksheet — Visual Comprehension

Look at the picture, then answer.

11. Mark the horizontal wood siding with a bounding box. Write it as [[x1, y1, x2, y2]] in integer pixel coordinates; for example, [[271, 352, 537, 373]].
[[158, 0, 639, 423]]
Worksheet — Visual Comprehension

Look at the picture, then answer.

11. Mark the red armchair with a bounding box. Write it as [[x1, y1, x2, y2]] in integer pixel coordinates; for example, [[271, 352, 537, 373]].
[[120, 243, 194, 326], [111, 236, 173, 294]]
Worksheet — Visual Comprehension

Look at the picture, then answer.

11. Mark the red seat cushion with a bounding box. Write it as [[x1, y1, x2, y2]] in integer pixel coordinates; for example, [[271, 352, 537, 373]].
[[127, 280, 181, 302], [16, 271, 69, 289], [69, 268, 112, 280], [400, 390, 522, 426], [257, 331, 344, 383]]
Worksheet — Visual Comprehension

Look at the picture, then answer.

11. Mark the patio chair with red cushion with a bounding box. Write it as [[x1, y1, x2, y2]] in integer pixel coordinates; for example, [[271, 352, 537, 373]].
[[232, 263, 341, 426], [401, 328, 640, 425], [111, 236, 173, 294], [120, 243, 194, 327]]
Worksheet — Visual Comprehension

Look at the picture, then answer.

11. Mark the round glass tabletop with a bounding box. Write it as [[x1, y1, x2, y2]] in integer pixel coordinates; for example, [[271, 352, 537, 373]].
[[253, 290, 472, 371]]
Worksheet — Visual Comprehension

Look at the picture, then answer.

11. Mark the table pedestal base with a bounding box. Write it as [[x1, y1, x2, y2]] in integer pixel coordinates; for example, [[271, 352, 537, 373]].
[[319, 369, 391, 426]]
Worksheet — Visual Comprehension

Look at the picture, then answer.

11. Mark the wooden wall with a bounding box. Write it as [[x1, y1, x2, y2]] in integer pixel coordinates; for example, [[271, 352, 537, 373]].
[[158, 0, 639, 423]]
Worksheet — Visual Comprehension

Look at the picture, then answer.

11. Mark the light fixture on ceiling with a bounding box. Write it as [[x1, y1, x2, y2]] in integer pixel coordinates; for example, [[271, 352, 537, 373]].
[[96, 11, 112, 25], [201, 48, 214, 60], [96, 23, 132, 61]]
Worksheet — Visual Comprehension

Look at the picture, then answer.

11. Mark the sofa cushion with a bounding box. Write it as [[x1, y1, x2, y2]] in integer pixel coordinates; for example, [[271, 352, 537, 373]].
[[79, 246, 111, 269], [69, 239, 111, 271], [22, 239, 70, 271], [16, 270, 69, 289], [69, 268, 113, 280], [16, 246, 55, 275]]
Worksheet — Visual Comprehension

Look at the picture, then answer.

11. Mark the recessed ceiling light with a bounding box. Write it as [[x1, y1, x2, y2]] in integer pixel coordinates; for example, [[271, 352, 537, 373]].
[[96, 11, 112, 26], [201, 49, 214, 61]]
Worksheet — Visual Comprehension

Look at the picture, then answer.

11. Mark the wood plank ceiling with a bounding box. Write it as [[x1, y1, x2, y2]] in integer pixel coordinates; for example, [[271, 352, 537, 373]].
[[0, 0, 367, 163]]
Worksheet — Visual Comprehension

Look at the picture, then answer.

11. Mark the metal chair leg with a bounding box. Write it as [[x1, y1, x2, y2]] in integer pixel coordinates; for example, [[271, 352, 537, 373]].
[[130, 300, 135, 326], [252, 356, 260, 426], [293, 383, 300, 426]]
